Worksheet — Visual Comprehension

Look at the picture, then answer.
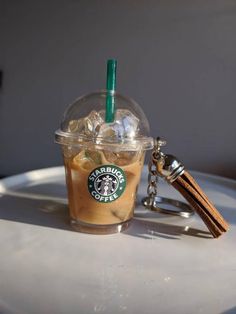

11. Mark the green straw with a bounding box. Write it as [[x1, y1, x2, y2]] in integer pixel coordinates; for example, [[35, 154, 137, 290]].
[[105, 59, 117, 123]]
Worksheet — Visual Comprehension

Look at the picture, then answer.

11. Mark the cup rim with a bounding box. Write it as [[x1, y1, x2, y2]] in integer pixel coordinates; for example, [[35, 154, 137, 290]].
[[55, 129, 154, 151]]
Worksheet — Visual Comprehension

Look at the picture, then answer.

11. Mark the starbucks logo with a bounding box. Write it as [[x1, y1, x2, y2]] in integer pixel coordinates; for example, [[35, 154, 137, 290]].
[[88, 165, 126, 203]]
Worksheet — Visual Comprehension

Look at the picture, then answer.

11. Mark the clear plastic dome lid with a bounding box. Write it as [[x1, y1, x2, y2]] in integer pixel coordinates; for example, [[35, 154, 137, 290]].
[[55, 90, 154, 151]]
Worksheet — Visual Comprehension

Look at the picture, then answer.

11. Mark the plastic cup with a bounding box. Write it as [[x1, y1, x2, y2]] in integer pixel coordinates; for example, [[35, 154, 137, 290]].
[[55, 91, 153, 234]]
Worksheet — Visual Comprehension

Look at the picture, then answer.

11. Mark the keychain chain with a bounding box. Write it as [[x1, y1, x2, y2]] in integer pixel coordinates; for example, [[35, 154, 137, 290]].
[[146, 137, 166, 202], [147, 159, 158, 200]]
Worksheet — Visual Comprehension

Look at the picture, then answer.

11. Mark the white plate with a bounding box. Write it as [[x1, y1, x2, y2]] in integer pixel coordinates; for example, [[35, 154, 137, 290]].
[[0, 166, 236, 314]]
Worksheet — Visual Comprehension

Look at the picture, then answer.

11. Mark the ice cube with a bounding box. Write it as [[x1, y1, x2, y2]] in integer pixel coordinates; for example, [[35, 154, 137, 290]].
[[115, 109, 139, 138], [98, 121, 124, 139], [98, 109, 106, 120], [84, 150, 102, 164], [104, 151, 140, 166], [98, 109, 139, 140], [67, 119, 84, 133], [73, 149, 103, 170], [84, 110, 104, 136]]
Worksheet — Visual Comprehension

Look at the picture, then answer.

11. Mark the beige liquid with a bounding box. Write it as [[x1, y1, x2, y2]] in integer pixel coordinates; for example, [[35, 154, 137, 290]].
[[64, 149, 145, 225]]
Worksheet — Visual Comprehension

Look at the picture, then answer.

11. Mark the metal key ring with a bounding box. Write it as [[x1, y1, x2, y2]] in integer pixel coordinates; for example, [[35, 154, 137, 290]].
[[142, 196, 194, 218]]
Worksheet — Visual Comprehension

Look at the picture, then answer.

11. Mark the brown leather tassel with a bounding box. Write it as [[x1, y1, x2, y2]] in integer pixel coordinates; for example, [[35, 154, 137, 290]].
[[172, 171, 229, 238], [152, 139, 229, 238]]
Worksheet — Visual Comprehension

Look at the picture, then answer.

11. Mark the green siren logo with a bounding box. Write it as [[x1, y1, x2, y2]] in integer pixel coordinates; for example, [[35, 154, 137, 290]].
[[88, 165, 126, 203]]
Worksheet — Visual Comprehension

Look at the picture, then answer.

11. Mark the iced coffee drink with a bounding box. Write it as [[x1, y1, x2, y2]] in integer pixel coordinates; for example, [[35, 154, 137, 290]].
[[55, 60, 153, 233]]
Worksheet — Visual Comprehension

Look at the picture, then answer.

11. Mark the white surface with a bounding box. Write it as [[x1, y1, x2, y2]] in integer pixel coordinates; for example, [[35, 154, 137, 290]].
[[0, 166, 236, 314]]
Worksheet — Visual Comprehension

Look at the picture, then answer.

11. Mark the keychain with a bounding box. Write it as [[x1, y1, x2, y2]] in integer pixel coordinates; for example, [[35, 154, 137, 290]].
[[142, 137, 229, 238], [142, 138, 194, 218]]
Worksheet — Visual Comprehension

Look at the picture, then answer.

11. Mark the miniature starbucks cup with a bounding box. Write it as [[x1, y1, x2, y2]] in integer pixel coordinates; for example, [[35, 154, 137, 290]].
[[55, 90, 153, 234]]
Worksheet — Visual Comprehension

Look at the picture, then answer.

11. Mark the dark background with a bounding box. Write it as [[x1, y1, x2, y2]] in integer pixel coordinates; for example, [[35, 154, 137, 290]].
[[0, 0, 236, 178]]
